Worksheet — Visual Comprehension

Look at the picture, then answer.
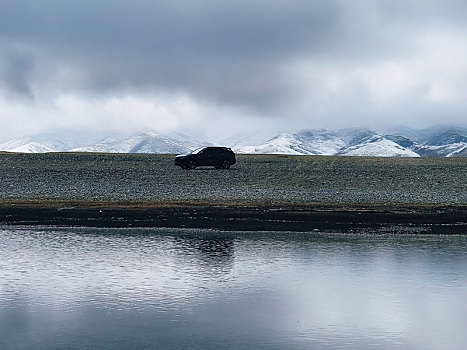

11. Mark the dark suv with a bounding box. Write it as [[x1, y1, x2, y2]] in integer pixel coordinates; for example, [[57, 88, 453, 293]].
[[175, 147, 236, 169]]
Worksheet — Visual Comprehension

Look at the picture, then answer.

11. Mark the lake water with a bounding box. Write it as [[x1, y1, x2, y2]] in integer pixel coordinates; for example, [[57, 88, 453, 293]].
[[1, 227, 466, 349]]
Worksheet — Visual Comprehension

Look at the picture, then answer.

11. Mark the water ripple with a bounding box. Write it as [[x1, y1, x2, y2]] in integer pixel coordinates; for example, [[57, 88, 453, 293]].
[[1, 227, 467, 349]]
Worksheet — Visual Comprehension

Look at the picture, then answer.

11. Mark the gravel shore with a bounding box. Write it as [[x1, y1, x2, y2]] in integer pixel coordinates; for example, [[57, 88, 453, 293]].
[[1, 153, 466, 232]]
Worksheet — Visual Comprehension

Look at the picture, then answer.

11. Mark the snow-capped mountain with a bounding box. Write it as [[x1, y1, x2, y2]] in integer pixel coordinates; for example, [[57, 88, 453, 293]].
[[0, 129, 107, 153], [0, 131, 206, 154], [236, 128, 418, 157], [238, 133, 308, 155], [71, 131, 206, 154], [218, 131, 273, 150], [0, 135, 75, 153], [404, 126, 467, 157], [237, 129, 346, 155], [386, 125, 467, 152], [0, 126, 466, 157], [0, 138, 57, 153], [236, 126, 467, 157], [335, 128, 377, 146], [337, 135, 419, 157]]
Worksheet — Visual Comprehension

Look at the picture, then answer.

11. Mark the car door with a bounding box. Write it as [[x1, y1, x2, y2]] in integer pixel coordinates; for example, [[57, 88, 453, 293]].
[[195, 149, 208, 165], [203, 148, 216, 166]]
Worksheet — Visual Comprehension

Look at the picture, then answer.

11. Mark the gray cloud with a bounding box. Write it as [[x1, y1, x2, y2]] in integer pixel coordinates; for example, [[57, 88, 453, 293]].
[[0, 1, 348, 110], [0, 0, 466, 139], [0, 2, 389, 96], [0, 47, 34, 97]]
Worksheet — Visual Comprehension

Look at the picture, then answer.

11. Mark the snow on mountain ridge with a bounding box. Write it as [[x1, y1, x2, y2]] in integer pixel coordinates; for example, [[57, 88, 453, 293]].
[[71, 131, 206, 154], [237, 129, 423, 157], [336, 128, 377, 146], [1, 126, 466, 157], [0, 138, 56, 153], [0, 137, 67, 153], [236, 129, 346, 155], [237, 133, 310, 155], [338, 136, 420, 157], [446, 143, 467, 157]]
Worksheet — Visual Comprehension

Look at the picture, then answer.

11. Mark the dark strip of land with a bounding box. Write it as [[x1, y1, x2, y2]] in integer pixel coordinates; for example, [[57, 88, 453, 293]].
[[1, 201, 466, 234], [0, 153, 466, 233]]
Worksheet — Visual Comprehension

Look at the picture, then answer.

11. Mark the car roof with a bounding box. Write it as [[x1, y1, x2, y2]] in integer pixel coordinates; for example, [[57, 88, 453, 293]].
[[204, 146, 232, 150]]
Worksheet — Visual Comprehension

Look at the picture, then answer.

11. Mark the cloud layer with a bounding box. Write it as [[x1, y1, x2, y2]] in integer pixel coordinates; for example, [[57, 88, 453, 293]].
[[0, 0, 467, 140]]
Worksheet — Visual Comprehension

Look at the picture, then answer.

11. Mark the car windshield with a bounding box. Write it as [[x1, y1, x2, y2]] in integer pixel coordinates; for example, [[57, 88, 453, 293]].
[[190, 147, 205, 154]]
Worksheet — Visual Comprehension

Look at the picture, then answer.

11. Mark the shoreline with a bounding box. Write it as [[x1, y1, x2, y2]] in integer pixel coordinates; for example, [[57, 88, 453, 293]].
[[1, 201, 466, 234]]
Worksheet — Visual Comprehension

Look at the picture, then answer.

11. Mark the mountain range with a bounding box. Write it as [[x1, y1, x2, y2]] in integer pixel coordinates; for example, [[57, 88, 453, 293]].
[[237, 127, 467, 157], [0, 126, 466, 157]]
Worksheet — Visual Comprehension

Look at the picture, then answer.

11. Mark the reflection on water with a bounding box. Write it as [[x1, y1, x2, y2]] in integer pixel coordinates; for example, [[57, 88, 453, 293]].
[[1, 227, 466, 349]]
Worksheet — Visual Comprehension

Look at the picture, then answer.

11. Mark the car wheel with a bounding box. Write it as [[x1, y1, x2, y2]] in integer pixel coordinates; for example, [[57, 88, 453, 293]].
[[221, 160, 230, 169], [188, 160, 197, 169]]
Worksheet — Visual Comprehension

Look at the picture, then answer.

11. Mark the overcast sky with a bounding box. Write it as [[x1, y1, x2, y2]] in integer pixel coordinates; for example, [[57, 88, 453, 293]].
[[1, 0, 466, 141]]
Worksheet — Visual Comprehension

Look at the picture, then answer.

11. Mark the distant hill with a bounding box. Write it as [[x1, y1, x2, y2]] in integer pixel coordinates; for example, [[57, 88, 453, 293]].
[[1, 126, 466, 157], [70, 131, 206, 154], [235, 126, 467, 157], [0, 135, 72, 153]]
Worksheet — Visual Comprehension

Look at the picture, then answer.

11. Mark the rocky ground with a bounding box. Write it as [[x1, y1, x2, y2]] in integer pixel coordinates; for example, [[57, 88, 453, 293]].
[[0, 153, 466, 232]]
